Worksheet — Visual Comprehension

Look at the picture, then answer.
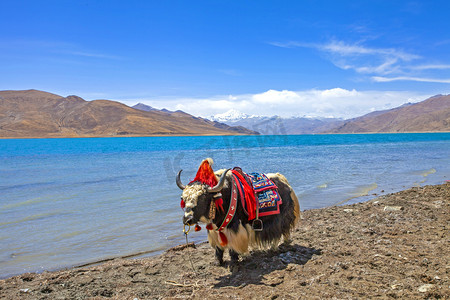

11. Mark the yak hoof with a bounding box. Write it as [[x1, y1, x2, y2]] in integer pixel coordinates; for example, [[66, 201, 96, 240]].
[[230, 249, 239, 263], [212, 259, 224, 266], [214, 247, 224, 266]]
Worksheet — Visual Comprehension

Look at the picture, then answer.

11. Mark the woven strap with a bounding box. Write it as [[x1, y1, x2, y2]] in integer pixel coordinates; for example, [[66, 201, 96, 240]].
[[217, 175, 238, 231]]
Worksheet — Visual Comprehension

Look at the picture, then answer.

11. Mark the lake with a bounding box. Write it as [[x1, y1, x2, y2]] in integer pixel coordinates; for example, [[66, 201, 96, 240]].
[[1, 133, 449, 278]]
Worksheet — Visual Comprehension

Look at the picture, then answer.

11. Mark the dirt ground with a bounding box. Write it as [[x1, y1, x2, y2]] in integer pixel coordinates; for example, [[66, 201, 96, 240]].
[[1, 183, 449, 299]]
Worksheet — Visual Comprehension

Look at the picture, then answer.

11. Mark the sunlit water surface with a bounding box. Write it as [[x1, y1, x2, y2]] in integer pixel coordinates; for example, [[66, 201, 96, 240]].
[[1, 133, 449, 278]]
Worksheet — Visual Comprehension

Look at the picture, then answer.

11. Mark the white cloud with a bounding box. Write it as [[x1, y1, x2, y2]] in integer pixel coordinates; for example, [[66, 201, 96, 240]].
[[0, 38, 121, 60], [320, 40, 419, 61], [319, 87, 358, 97], [319, 41, 420, 76], [267, 41, 306, 49], [270, 39, 450, 83], [126, 88, 432, 119], [372, 76, 450, 84], [409, 64, 450, 70], [252, 89, 300, 104], [62, 51, 122, 60]]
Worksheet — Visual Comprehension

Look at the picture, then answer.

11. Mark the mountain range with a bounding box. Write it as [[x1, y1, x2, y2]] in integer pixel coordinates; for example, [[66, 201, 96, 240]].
[[131, 103, 257, 135], [210, 111, 344, 135], [327, 94, 450, 133], [0, 90, 257, 138], [209, 95, 450, 134], [1, 90, 449, 138]]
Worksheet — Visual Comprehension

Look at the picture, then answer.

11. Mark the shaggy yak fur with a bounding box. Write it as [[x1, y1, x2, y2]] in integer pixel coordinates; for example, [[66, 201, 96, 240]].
[[177, 158, 300, 265]]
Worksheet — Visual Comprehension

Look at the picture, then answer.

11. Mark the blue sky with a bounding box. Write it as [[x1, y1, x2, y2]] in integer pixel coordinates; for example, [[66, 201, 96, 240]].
[[1, 1, 449, 118]]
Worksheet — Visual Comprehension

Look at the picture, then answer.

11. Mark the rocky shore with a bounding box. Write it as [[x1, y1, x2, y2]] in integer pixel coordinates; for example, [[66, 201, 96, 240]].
[[1, 183, 448, 299]]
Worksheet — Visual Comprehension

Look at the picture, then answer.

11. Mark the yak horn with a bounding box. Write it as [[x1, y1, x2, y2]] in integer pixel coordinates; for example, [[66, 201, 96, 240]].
[[176, 170, 186, 190], [208, 169, 230, 193]]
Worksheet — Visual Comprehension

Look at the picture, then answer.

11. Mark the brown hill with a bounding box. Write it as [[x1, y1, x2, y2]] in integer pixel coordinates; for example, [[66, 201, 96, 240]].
[[0, 90, 257, 138], [327, 94, 450, 133], [131, 103, 258, 135]]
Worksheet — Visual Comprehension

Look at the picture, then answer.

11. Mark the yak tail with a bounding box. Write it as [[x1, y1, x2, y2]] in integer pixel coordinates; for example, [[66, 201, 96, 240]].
[[275, 173, 300, 227], [291, 190, 300, 227]]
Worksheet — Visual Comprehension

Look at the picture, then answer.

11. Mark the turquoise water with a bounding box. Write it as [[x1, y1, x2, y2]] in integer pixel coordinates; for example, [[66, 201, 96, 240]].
[[1, 133, 449, 278]]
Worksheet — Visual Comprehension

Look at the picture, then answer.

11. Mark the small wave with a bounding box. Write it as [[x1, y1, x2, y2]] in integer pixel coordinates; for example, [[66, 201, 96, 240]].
[[154, 207, 175, 214], [0, 181, 56, 192], [163, 219, 179, 225], [166, 233, 181, 240], [335, 183, 378, 206], [52, 230, 86, 242], [0, 212, 67, 227], [2, 197, 45, 210], [421, 168, 436, 177], [2, 194, 78, 211], [77, 174, 138, 186], [411, 168, 437, 186]]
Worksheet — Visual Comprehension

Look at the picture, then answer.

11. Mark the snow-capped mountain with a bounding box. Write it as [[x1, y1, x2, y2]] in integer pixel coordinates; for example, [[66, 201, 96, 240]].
[[209, 110, 343, 134], [209, 109, 253, 122]]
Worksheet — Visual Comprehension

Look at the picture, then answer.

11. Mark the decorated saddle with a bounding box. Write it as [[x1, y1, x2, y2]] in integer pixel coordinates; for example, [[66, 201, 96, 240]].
[[232, 167, 282, 219], [246, 172, 282, 217]]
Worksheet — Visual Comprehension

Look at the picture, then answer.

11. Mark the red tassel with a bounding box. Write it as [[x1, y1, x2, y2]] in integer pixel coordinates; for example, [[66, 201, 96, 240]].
[[206, 223, 213, 230], [190, 159, 218, 188], [180, 199, 185, 209], [194, 224, 201, 232], [218, 231, 228, 247], [215, 198, 224, 212]]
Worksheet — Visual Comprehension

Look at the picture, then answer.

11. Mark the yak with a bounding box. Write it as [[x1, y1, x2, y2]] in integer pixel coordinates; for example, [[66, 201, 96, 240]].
[[176, 158, 300, 265]]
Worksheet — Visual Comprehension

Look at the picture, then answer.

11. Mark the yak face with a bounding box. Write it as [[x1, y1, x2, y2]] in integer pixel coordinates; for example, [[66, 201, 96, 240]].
[[181, 182, 213, 225], [176, 166, 230, 226]]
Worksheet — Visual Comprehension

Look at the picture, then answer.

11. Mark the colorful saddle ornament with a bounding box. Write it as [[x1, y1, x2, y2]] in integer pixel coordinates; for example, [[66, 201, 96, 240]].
[[205, 168, 282, 246]]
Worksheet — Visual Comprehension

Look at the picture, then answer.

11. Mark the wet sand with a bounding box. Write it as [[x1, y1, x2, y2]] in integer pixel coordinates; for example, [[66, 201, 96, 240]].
[[1, 183, 449, 299]]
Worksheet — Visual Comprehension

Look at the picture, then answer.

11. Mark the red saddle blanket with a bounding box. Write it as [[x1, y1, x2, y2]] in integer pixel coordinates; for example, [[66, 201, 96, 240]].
[[232, 169, 282, 219]]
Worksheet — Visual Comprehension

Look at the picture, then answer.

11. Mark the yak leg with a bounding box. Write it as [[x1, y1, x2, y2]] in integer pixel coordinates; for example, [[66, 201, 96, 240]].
[[215, 247, 224, 265], [229, 249, 239, 263], [283, 232, 292, 245]]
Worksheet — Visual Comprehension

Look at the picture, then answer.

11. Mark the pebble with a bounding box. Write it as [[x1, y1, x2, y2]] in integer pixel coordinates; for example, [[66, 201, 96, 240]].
[[383, 206, 403, 211], [418, 284, 434, 293], [20, 288, 30, 293], [433, 200, 443, 208]]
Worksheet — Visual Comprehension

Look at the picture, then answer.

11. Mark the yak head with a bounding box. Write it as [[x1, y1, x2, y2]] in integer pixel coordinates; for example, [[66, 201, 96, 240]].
[[176, 158, 229, 226]]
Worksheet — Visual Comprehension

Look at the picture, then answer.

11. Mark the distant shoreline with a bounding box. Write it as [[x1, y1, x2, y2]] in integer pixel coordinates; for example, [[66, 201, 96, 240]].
[[1, 131, 449, 139], [0, 133, 251, 139]]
